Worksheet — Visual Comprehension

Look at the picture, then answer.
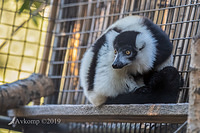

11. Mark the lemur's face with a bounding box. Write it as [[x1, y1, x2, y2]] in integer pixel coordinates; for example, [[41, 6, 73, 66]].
[[112, 31, 141, 69]]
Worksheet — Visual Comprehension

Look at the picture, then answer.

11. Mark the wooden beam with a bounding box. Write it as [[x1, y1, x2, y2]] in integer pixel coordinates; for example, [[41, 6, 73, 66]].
[[187, 34, 200, 132], [39, 0, 58, 75], [8, 103, 188, 123]]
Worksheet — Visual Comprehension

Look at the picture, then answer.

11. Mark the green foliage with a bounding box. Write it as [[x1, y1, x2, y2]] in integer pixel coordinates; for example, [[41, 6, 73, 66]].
[[19, 0, 31, 13], [0, 0, 50, 84], [31, 15, 39, 26], [16, 0, 47, 26]]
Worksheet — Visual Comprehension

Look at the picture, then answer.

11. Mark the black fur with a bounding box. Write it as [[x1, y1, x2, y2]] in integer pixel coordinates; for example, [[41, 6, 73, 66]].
[[143, 18, 173, 67], [113, 31, 140, 61], [114, 31, 140, 49], [87, 35, 106, 90], [105, 66, 182, 104], [113, 27, 122, 33]]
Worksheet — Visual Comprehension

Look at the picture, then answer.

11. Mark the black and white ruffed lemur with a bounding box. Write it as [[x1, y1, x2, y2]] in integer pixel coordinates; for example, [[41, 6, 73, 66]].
[[80, 16, 182, 106]]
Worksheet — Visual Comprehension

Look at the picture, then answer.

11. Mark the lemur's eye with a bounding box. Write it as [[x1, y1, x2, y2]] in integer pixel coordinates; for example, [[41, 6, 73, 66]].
[[114, 49, 117, 54], [125, 50, 131, 55]]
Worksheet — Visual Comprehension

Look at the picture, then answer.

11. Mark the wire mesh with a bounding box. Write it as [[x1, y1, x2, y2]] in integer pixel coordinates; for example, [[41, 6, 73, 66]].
[[0, 0, 52, 132], [53, 122, 187, 133], [46, 0, 200, 105], [0, 0, 51, 85]]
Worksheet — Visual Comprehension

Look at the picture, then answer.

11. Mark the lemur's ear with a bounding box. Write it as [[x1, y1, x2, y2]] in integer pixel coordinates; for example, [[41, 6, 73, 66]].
[[112, 27, 122, 33], [139, 43, 146, 51]]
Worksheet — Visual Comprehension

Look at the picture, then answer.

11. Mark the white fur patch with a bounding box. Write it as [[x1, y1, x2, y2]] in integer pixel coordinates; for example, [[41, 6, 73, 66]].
[[80, 48, 94, 91]]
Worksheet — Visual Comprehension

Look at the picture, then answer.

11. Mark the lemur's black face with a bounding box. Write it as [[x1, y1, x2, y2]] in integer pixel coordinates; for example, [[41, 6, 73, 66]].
[[112, 31, 140, 69]]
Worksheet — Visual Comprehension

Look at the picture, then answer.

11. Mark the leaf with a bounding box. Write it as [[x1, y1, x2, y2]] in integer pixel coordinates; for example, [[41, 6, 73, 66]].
[[33, 1, 42, 8], [17, 0, 43, 27], [31, 16, 39, 26], [19, 0, 31, 13]]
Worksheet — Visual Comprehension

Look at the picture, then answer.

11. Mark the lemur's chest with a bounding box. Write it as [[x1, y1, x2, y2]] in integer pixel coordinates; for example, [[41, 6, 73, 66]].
[[122, 73, 144, 93]]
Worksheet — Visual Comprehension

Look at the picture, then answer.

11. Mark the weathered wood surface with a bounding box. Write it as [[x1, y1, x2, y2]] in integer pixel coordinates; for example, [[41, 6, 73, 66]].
[[39, 0, 58, 75], [0, 74, 55, 113], [35, 0, 58, 105], [8, 103, 188, 123], [187, 34, 200, 132]]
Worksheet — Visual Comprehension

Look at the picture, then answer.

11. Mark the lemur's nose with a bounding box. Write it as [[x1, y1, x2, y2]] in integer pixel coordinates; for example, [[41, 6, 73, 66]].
[[112, 63, 124, 69], [112, 63, 118, 68]]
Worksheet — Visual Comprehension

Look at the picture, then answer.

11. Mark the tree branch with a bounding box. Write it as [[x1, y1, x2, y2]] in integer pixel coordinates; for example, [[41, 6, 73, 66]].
[[0, 74, 55, 114]]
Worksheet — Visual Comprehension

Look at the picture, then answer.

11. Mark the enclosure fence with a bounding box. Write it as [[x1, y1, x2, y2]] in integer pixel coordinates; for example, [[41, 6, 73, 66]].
[[0, 0, 50, 85]]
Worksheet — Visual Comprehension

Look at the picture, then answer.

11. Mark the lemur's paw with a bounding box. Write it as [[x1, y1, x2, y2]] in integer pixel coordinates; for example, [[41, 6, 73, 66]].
[[88, 94, 107, 107], [134, 86, 152, 94]]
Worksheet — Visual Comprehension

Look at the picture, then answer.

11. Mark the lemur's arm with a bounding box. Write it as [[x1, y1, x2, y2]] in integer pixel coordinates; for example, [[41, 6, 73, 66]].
[[105, 66, 182, 104]]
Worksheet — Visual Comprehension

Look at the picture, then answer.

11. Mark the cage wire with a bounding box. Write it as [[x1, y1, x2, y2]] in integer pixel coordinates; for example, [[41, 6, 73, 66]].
[[0, 0, 51, 85], [0, 0, 51, 132], [58, 122, 187, 133]]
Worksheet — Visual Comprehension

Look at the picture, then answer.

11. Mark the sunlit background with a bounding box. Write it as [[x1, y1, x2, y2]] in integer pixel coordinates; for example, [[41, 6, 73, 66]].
[[0, 0, 50, 132], [0, 0, 50, 84]]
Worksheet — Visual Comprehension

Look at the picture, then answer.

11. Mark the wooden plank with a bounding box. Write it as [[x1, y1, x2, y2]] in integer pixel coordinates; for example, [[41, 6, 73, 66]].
[[8, 103, 188, 123]]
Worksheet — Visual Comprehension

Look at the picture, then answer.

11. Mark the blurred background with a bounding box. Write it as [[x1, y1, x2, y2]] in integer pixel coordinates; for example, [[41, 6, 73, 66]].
[[0, 0, 50, 84], [0, 0, 50, 132]]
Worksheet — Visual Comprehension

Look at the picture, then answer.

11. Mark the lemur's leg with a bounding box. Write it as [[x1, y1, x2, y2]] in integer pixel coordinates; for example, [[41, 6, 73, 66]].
[[87, 92, 107, 106]]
